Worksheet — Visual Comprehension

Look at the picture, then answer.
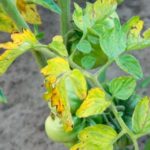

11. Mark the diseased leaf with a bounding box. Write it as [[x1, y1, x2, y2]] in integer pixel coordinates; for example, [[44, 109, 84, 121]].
[[27, 0, 61, 14], [69, 69, 87, 100], [100, 19, 126, 58], [0, 5, 17, 33], [42, 68, 87, 131], [124, 16, 150, 51], [76, 40, 92, 54], [109, 76, 136, 100], [73, 0, 117, 32], [76, 88, 111, 118], [48, 36, 68, 57], [132, 97, 150, 134], [16, 0, 41, 24], [41, 57, 70, 78], [71, 124, 117, 150], [116, 54, 143, 79], [0, 30, 37, 75], [0, 88, 7, 104]]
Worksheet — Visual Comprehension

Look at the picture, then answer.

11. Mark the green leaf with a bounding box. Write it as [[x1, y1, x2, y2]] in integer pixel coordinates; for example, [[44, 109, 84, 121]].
[[144, 138, 150, 150], [81, 55, 96, 69], [76, 40, 92, 54], [124, 16, 150, 51], [76, 88, 111, 118], [48, 36, 68, 57], [0, 88, 7, 104], [27, 0, 61, 14], [71, 124, 117, 150], [132, 97, 150, 134], [109, 76, 136, 100], [116, 54, 143, 79], [73, 0, 117, 32], [100, 19, 126, 58]]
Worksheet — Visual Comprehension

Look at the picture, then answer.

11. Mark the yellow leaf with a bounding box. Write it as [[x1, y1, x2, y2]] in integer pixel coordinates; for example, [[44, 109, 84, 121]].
[[0, 30, 37, 75], [0, 30, 37, 49], [16, 0, 41, 24], [70, 124, 117, 150], [51, 78, 74, 131], [0, 5, 17, 33], [76, 88, 111, 118], [41, 57, 70, 77]]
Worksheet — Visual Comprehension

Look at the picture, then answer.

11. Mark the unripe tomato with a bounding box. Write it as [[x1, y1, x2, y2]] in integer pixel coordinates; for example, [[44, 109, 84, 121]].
[[45, 116, 84, 143]]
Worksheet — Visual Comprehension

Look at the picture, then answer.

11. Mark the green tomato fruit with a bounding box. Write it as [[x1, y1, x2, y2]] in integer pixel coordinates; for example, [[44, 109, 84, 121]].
[[45, 116, 84, 143]]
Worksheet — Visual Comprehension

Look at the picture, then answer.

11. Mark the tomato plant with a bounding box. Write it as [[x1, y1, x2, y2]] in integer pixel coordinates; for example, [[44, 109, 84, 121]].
[[0, 0, 150, 150]]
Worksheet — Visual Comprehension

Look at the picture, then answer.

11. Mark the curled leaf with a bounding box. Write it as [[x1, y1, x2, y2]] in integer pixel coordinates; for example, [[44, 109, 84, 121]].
[[76, 88, 111, 118]]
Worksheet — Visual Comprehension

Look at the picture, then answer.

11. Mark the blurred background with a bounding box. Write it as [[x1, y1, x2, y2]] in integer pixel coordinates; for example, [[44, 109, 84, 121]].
[[0, 0, 150, 150]]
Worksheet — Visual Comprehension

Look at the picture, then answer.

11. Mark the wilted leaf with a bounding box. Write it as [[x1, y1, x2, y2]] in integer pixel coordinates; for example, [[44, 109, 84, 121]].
[[76, 88, 111, 118], [132, 97, 150, 134], [73, 0, 117, 32], [48, 36, 68, 57], [116, 54, 143, 79], [0, 30, 37, 75], [16, 0, 41, 24], [124, 16, 150, 50], [100, 19, 126, 58], [109, 76, 136, 100], [71, 124, 117, 150], [27, 0, 61, 14], [0, 88, 7, 104]]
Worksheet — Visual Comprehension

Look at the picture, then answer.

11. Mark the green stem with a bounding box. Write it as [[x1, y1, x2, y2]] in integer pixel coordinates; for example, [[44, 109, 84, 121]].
[[95, 59, 113, 82], [0, 0, 29, 31], [111, 104, 139, 150], [58, 0, 71, 39]]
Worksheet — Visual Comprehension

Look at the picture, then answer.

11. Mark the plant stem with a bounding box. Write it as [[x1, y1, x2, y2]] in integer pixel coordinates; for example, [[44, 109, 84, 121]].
[[57, 0, 71, 39], [0, 0, 29, 31], [95, 59, 113, 82]]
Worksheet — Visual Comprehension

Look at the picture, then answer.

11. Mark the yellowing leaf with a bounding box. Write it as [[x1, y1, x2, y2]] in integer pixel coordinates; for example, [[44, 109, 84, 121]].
[[43, 69, 87, 131], [132, 97, 150, 135], [69, 69, 87, 100], [76, 88, 111, 118], [71, 124, 117, 150], [41, 57, 70, 78], [49, 36, 68, 57], [16, 0, 41, 24], [124, 16, 150, 51], [0, 5, 17, 33], [73, 0, 117, 32], [51, 77, 74, 131], [0, 30, 37, 75]]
